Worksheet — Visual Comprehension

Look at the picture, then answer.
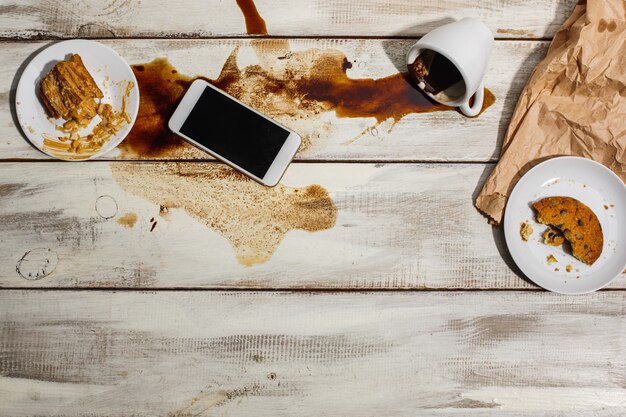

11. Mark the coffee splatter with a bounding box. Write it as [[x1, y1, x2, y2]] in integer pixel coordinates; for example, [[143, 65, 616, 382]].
[[496, 28, 534, 37], [159, 205, 171, 218], [121, 46, 495, 158], [117, 212, 137, 228], [110, 163, 337, 266], [235, 0, 268, 35]]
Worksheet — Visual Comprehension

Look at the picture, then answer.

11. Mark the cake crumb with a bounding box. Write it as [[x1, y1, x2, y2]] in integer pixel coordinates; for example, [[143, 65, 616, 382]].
[[566, 264, 572, 273], [554, 268, 560, 271], [604, 205, 609, 210], [547, 254, 558, 265]]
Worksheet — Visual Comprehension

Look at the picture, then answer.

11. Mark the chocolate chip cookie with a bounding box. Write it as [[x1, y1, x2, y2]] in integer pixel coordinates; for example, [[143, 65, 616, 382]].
[[532, 196, 603, 265]]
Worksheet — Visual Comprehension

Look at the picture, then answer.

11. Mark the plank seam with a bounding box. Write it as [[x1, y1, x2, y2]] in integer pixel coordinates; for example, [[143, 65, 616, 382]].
[[0, 159, 499, 164], [0, 287, 623, 292], [0, 36, 552, 42]]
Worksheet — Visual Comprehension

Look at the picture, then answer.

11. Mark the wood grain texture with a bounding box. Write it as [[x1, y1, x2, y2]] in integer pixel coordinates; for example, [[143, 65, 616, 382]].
[[3, 3, 624, 417], [3, 39, 547, 161], [0, 161, 624, 289], [1, 290, 624, 416], [0, 0, 576, 39]]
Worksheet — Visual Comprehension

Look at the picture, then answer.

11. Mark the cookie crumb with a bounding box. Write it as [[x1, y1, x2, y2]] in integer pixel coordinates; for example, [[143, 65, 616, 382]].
[[547, 254, 558, 265], [604, 205, 609, 210], [520, 221, 534, 241], [566, 264, 572, 273], [542, 226, 564, 246]]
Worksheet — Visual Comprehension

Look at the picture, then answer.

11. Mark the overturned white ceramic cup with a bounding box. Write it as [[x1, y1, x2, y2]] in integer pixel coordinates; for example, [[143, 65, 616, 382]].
[[406, 18, 493, 117]]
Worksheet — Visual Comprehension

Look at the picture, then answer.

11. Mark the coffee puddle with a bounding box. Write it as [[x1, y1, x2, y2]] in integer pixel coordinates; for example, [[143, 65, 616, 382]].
[[110, 163, 337, 266], [118, 59, 193, 158], [120, 45, 495, 158], [236, 0, 267, 35]]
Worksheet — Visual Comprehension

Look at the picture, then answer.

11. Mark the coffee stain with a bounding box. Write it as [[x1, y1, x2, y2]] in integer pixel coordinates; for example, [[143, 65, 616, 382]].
[[118, 60, 193, 158], [121, 46, 495, 158], [95, 194, 118, 219], [496, 28, 534, 37], [116, 212, 137, 228], [110, 163, 337, 266], [598, 19, 617, 33], [16, 248, 58, 280], [159, 205, 171, 218], [235, 0, 267, 35], [607, 21, 616, 32], [77, 22, 116, 37]]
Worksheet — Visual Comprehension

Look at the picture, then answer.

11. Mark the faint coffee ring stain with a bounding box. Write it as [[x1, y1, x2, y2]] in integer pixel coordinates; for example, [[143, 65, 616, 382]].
[[77, 23, 116, 37], [16, 248, 58, 280], [95, 195, 118, 219]]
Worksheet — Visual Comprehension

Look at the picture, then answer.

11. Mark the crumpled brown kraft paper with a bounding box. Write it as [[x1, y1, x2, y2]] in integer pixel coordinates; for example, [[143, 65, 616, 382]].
[[476, 0, 626, 225]]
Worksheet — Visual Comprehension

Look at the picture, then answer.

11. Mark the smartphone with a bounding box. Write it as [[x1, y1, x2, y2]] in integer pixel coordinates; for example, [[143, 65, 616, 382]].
[[168, 79, 301, 186]]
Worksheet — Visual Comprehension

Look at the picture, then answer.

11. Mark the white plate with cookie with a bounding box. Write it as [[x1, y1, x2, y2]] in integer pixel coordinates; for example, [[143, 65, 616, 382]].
[[15, 39, 139, 160], [504, 156, 626, 294]]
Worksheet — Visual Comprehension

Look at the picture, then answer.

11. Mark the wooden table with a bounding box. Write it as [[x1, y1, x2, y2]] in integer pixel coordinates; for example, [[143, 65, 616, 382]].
[[1, 1, 624, 415]]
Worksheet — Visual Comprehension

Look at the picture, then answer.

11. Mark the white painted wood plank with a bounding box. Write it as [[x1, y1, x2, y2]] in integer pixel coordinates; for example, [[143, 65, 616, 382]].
[[0, 290, 624, 416], [2, 39, 547, 161], [1, 161, 623, 289], [0, 0, 576, 39]]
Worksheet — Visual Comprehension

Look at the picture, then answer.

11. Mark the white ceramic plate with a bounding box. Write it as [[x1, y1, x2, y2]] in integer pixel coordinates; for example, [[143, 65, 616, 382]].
[[15, 39, 139, 160], [504, 156, 626, 294]]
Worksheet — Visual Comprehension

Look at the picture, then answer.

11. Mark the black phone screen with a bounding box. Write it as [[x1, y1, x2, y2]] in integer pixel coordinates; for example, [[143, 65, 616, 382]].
[[179, 85, 290, 179]]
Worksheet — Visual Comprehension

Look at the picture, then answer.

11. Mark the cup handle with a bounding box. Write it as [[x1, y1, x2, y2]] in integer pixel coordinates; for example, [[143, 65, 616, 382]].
[[459, 81, 484, 117]]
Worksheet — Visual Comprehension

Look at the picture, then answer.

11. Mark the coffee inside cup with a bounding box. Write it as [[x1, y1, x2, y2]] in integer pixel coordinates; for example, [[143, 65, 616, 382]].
[[409, 49, 465, 103]]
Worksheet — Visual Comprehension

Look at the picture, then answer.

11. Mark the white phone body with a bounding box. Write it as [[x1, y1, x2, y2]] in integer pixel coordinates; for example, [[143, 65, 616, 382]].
[[168, 79, 301, 186]]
